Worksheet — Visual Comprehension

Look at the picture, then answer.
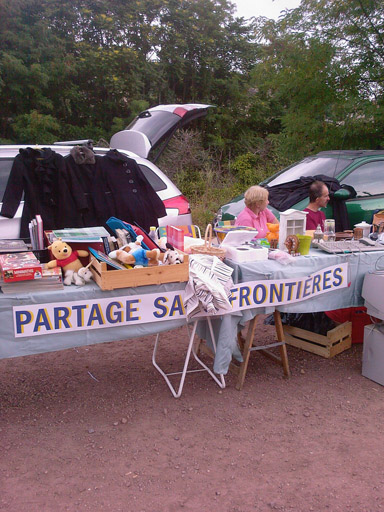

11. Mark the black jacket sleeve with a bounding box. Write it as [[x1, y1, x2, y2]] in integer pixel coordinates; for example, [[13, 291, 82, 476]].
[[0, 155, 25, 218]]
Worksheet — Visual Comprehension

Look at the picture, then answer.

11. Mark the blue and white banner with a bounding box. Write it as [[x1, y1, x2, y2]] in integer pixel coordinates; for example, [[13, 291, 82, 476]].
[[13, 263, 348, 338]]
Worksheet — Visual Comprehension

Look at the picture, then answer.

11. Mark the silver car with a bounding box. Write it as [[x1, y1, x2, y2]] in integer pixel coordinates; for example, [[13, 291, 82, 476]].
[[0, 103, 212, 239]]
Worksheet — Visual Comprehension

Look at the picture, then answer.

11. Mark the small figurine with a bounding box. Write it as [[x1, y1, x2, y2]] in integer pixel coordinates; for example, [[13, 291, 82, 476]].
[[284, 234, 299, 255]]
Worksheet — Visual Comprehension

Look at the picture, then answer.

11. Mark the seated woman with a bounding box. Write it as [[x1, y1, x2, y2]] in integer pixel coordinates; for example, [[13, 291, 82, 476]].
[[235, 185, 278, 238]]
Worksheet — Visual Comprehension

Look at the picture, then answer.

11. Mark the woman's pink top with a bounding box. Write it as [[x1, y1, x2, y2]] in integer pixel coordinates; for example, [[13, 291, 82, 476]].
[[235, 206, 278, 239]]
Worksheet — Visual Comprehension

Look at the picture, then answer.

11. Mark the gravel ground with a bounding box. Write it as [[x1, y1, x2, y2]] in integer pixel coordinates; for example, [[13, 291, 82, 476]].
[[1, 322, 383, 512]]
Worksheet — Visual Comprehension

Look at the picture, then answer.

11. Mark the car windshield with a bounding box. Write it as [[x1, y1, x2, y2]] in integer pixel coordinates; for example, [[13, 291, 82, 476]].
[[264, 157, 351, 187]]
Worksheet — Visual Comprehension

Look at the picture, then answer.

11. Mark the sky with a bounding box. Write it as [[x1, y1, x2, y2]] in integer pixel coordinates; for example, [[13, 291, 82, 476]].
[[232, 0, 301, 20]]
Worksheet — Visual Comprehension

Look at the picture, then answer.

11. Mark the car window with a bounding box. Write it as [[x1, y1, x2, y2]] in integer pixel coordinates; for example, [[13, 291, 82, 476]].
[[139, 164, 167, 192], [265, 157, 350, 187], [127, 112, 178, 144], [0, 159, 14, 200], [340, 160, 384, 197]]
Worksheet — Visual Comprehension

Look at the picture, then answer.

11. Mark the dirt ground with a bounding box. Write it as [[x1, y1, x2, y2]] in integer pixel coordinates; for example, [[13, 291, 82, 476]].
[[1, 321, 384, 512]]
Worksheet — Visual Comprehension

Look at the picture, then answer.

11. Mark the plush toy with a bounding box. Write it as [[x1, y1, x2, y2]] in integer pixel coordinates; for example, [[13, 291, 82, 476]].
[[46, 239, 92, 286], [109, 236, 160, 268], [162, 244, 184, 265], [266, 223, 280, 248]]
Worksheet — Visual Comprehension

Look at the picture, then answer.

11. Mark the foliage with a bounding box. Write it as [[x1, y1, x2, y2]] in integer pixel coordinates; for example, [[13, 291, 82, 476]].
[[1, 0, 384, 228], [11, 110, 60, 144], [230, 152, 266, 188]]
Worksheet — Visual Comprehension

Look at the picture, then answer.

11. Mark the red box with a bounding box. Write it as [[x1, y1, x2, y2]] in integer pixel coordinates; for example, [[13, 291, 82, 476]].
[[0, 252, 43, 282], [325, 307, 372, 343], [166, 225, 184, 251]]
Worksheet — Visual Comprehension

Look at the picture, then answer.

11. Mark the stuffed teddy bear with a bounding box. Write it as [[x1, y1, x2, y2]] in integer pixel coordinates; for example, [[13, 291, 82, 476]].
[[108, 236, 160, 268], [266, 222, 280, 249], [46, 239, 93, 286]]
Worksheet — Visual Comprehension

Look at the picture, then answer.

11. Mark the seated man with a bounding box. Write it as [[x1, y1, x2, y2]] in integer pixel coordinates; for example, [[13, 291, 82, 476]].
[[304, 180, 330, 230]]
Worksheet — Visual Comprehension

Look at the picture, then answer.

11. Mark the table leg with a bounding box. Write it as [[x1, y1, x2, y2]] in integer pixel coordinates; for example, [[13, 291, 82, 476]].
[[235, 311, 291, 390], [274, 310, 291, 377], [152, 319, 225, 398], [235, 315, 259, 391]]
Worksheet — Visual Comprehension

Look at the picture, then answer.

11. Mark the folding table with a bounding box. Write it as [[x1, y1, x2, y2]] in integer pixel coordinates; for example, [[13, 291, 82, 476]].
[[0, 281, 224, 398]]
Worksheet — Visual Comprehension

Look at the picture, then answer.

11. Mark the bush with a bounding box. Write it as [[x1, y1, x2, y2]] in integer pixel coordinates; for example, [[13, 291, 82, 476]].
[[11, 110, 61, 144], [230, 152, 269, 190]]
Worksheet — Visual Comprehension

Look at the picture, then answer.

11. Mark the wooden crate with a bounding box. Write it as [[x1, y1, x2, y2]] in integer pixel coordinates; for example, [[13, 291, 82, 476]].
[[283, 321, 352, 358], [90, 252, 189, 290]]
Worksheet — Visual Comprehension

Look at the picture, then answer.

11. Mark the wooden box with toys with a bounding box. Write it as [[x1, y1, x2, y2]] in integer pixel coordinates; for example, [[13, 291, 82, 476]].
[[89, 236, 189, 291]]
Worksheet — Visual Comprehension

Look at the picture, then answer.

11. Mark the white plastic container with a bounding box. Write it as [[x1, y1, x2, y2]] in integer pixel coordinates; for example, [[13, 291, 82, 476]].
[[354, 221, 371, 238], [220, 230, 268, 263]]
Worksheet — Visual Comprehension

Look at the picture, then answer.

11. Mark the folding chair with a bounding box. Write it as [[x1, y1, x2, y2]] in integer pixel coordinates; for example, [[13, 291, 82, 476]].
[[157, 225, 202, 239], [233, 311, 291, 390]]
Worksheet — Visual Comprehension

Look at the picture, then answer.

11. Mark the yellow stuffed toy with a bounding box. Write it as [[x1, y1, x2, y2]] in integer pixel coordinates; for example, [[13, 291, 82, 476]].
[[266, 222, 280, 248], [47, 239, 92, 286]]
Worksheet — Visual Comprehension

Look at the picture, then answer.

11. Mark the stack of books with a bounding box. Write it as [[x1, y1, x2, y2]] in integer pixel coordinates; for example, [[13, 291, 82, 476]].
[[0, 252, 43, 283], [45, 226, 116, 255], [0, 266, 63, 293], [0, 239, 29, 253], [29, 214, 44, 250], [0, 251, 64, 293]]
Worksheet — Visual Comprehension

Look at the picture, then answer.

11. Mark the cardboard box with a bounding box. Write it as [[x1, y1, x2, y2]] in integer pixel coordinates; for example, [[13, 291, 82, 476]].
[[90, 251, 189, 290], [0, 252, 43, 282], [283, 321, 352, 358], [362, 324, 384, 386]]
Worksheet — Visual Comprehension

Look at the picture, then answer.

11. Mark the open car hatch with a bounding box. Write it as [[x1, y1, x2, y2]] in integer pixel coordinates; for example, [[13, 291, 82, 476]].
[[110, 104, 213, 161]]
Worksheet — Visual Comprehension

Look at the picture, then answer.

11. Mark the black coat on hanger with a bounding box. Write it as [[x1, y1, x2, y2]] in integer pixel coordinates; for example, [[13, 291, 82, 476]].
[[0, 148, 81, 238], [91, 149, 166, 232], [64, 146, 99, 227]]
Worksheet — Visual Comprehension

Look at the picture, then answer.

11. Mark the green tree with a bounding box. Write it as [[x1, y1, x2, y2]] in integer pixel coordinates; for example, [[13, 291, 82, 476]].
[[11, 110, 60, 143]]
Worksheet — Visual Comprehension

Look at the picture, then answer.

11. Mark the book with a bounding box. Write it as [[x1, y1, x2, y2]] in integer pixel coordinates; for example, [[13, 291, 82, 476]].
[[0, 252, 43, 282], [28, 215, 45, 250], [88, 247, 127, 270], [52, 226, 110, 242], [0, 239, 29, 253], [35, 214, 44, 249]]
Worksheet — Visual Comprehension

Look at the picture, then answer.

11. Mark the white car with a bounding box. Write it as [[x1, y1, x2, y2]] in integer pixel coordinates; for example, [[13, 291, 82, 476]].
[[0, 103, 212, 239]]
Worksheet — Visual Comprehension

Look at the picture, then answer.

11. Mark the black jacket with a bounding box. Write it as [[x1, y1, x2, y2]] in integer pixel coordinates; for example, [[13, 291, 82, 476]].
[[64, 147, 99, 227], [266, 174, 354, 231], [0, 148, 80, 238], [92, 149, 166, 232]]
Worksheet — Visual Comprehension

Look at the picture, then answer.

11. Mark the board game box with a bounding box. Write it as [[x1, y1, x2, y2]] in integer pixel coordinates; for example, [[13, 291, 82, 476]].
[[0, 252, 43, 282]]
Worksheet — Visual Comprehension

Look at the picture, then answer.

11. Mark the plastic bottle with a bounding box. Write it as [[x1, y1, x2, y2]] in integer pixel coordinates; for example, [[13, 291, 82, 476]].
[[314, 224, 324, 243], [148, 226, 159, 244]]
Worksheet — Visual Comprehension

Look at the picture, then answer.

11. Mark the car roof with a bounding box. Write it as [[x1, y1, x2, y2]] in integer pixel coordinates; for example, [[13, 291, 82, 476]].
[[0, 145, 136, 158], [315, 150, 384, 158]]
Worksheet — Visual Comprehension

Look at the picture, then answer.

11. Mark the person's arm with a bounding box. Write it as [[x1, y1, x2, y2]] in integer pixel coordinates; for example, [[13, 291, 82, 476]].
[[266, 208, 278, 224]]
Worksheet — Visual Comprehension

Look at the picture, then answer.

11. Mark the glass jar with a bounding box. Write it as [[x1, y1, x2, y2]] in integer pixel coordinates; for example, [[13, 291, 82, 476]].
[[324, 219, 336, 242]]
